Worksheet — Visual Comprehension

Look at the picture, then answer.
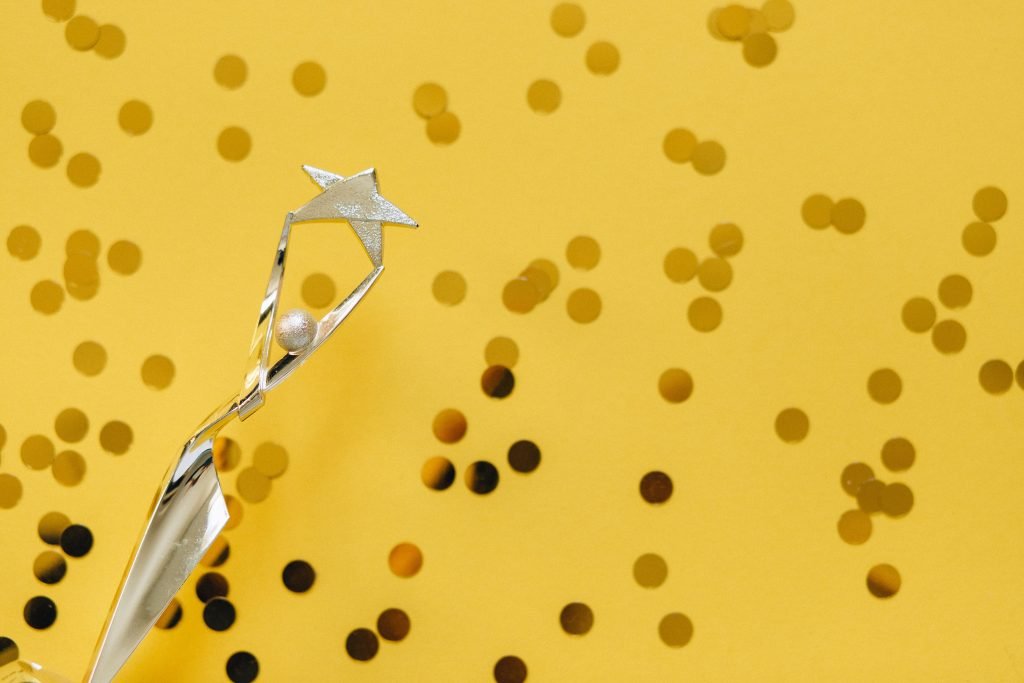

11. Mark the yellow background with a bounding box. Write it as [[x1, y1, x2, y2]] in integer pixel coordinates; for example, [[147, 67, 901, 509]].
[[3, 0, 1024, 680]]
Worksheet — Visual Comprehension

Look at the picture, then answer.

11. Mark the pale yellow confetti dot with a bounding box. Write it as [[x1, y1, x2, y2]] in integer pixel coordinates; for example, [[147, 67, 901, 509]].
[[802, 194, 833, 229], [659, 613, 694, 648], [585, 41, 620, 75], [901, 297, 936, 333], [426, 111, 460, 144], [691, 141, 726, 175], [962, 221, 996, 256], [253, 442, 289, 479], [973, 186, 1007, 222], [742, 32, 777, 67], [717, 5, 750, 40], [664, 248, 698, 283], [566, 288, 601, 323], [485, 337, 519, 368], [29, 134, 63, 168], [94, 24, 126, 59], [412, 83, 447, 118], [633, 553, 668, 588], [527, 79, 561, 114], [937, 274, 972, 309], [141, 354, 175, 390], [65, 15, 99, 50], [831, 198, 866, 233], [696, 257, 732, 292], [867, 368, 902, 404], [709, 223, 743, 257], [292, 61, 326, 96], [551, 3, 585, 37], [0, 474, 23, 509], [31, 280, 64, 314], [67, 152, 101, 187], [42, 0, 75, 22], [73, 341, 106, 376], [762, 0, 796, 31], [237, 466, 272, 503], [503, 278, 539, 313], [774, 407, 809, 443], [658, 368, 693, 403], [432, 270, 467, 306], [22, 100, 56, 135], [214, 55, 247, 89], [55, 407, 88, 443], [302, 272, 336, 308], [52, 450, 86, 486], [217, 126, 251, 161], [99, 420, 133, 454], [118, 100, 153, 136], [8, 225, 42, 260], [22, 435, 56, 470], [566, 235, 600, 270], [688, 296, 722, 332], [663, 129, 697, 164], [108, 240, 142, 275], [932, 319, 966, 354], [979, 360, 1013, 394]]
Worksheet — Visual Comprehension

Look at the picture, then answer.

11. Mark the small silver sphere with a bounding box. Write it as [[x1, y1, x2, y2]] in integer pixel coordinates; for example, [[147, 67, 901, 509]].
[[274, 308, 317, 353]]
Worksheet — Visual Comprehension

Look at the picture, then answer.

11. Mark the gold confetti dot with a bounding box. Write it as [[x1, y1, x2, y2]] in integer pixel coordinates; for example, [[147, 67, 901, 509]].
[[52, 450, 86, 486], [30, 280, 64, 314], [503, 277, 538, 313], [880, 483, 913, 517], [64, 253, 99, 300], [962, 221, 996, 256], [426, 111, 460, 144], [566, 235, 600, 270], [841, 462, 874, 496], [867, 368, 902, 404], [214, 55, 247, 89], [932, 319, 966, 354], [301, 272, 336, 309], [67, 152, 101, 187], [65, 15, 99, 50], [659, 613, 694, 648], [213, 437, 241, 472], [658, 368, 693, 403], [0, 474, 23, 509], [141, 354, 175, 390], [551, 3, 585, 37], [529, 258, 560, 290], [22, 100, 56, 135], [762, 0, 796, 31], [881, 438, 915, 472], [585, 41, 620, 75], [1017, 361, 1024, 390], [742, 32, 777, 67], [707, 8, 728, 41], [388, 542, 423, 578], [217, 127, 251, 161], [867, 563, 901, 598], [748, 9, 769, 34], [979, 359, 1013, 394], [856, 479, 885, 513], [107, 240, 142, 275], [663, 128, 697, 164], [696, 257, 733, 292], [774, 407, 809, 443], [155, 599, 183, 629], [692, 140, 726, 175], [412, 83, 447, 118], [972, 186, 1007, 222], [801, 194, 833, 229], [901, 297, 936, 333], [66, 229, 99, 257], [688, 296, 722, 332], [38, 512, 71, 544], [433, 408, 467, 444], [28, 134, 63, 168], [567, 288, 601, 323], [94, 24, 126, 59], [253, 442, 288, 479], [831, 198, 866, 234], [42, 0, 75, 22], [527, 79, 561, 114], [223, 495, 243, 530], [633, 553, 668, 588], [837, 510, 872, 545], [937, 274, 972, 309], [664, 247, 698, 282], [201, 535, 230, 567], [99, 420, 133, 455], [709, 223, 743, 257], [292, 61, 326, 96], [118, 100, 152, 135], [22, 435, 56, 470], [521, 265, 554, 300], [55, 407, 88, 443], [73, 341, 106, 376], [560, 602, 594, 635], [421, 456, 455, 491], [717, 5, 751, 40], [8, 225, 42, 260], [237, 466, 272, 503], [485, 337, 519, 369]]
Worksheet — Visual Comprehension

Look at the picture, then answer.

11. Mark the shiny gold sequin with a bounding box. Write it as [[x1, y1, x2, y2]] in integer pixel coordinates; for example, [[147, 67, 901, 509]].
[[664, 247, 698, 282], [237, 466, 272, 503], [979, 360, 1013, 394], [217, 126, 251, 161], [688, 296, 723, 332], [388, 542, 423, 578], [485, 336, 519, 368], [94, 24, 126, 58], [253, 442, 288, 478], [98, 420, 133, 455], [658, 368, 694, 403], [881, 438, 915, 472], [901, 297, 936, 333], [867, 368, 902, 404], [867, 563, 901, 598], [73, 340, 106, 376], [932, 319, 967, 354], [837, 510, 872, 545], [65, 15, 99, 50], [962, 221, 996, 256], [118, 100, 153, 135], [432, 270, 467, 305], [432, 408, 467, 444], [566, 235, 601, 270], [107, 240, 142, 275], [21, 100, 56, 135], [972, 186, 1007, 222], [292, 61, 327, 96], [585, 41, 620, 75], [8, 225, 42, 260], [937, 274, 972, 309], [658, 612, 694, 648], [551, 3, 585, 37], [633, 553, 668, 588], [559, 602, 594, 635], [67, 152, 101, 187], [774, 407, 809, 443], [527, 79, 561, 114], [141, 354, 175, 389], [54, 407, 88, 443], [21, 435, 55, 470], [566, 288, 602, 323], [214, 55, 247, 89]]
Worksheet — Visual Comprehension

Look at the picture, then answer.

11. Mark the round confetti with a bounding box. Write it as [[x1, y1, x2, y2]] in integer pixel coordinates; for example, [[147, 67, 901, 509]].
[[837, 510, 872, 545], [38, 512, 71, 545], [640, 471, 673, 504], [901, 297, 936, 333], [551, 3, 585, 36], [432, 270, 466, 305], [742, 32, 777, 67], [8, 225, 42, 260], [224, 496, 244, 530], [521, 265, 554, 300], [66, 229, 99, 257], [24, 597, 57, 630], [481, 365, 515, 398], [426, 111, 461, 144], [377, 608, 411, 642], [389, 542, 423, 578], [67, 152, 101, 187], [0, 637, 18, 666], [465, 460, 499, 494], [717, 5, 751, 39], [881, 438, 915, 472], [529, 258, 560, 290], [202, 536, 231, 567], [566, 235, 600, 270], [300, 272, 335, 309], [867, 368, 902, 404], [22, 435, 55, 470], [155, 599, 183, 630], [214, 55, 247, 89], [567, 288, 601, 323], [709, 222, 743, 257], [932, 319, 966, 354], [118, 100, 152, 135], [688, 296, 722, 332], [962, 221, 996, 256], [253, 442, 288, 479], [94, 24, 126, 58], [203, 597, 236, 631], [73, 340, 106, 376], [559, 602, 594, 635], [664, 247, 698, 282], [840, 462, 874, 496], [99, 420, 133, 455], [108, 240, 142, 275], [218, 127, 251, 161], [432, 408, 467, 444], [527, 79, 561, 114], [52, 450, 86, 486], [937, 274, 972, 309], [503, 277, 539, 313], [972, 186, 1007, 222], [28, 134, 63, 168], [485, 336, 519, 368], [226, 652, 259, 683], [831, 198, 866, 234], [880, 483, 914, 517], [345, 628, 379, 661], [658, 368, 693, 403], [494, 656, 528, 683], [55, 407, 88, 443], [663, 128, 697, 164], [237, 467, 272, 504], [61, 524, 93, 557], [691, 140, 726, 175], [508, 440, 541, 473], [633, 553, 668, 588], [0, 474, 23, 509], [65, 15, 99, 50], [140, 354, 175, 389], [867, 564, 901, 598], [774, 407, 809, 443], [30, 280, 63, 314], [22, 100, 56, 135], [412, 83, 447, 118], [856, 479, 885, 514], [658, 612, 694, 648], [801, 194, 833, 229], [585, 41, 619, 75], [979, 359, 1013, 394], [696, 257, 732, 292], [292, 61, 327, 96], [42, 0, 75, 22], [763, 0, 796, 31], [422, 456, 456, 490], [196, 572, 229, 602]]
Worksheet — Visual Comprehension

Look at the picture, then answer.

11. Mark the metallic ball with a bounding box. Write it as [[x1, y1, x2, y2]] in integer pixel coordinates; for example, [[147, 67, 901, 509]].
[[274, 309, 317, 353]]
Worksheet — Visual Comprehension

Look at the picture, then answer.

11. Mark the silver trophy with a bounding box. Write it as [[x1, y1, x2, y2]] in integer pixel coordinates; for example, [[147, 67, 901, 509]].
[[82, 166, 417, 682]]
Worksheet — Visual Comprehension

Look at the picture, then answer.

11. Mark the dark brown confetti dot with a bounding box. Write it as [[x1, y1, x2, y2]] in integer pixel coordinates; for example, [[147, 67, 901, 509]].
[[559, 602, 594, 635], [155, 599, 183, 629], [282, 560, 316, 593], [433, 408, 467, 444], [508, 440, 541, 473], [203, 597, 236, 631], [867, 563, 901, 598], [38, 512, 71, 545], [640, 471, 673, 504], [24, 596, 57, 630], [33, 551, 67, 585], [196, 572, 229, 602], [0, 637, 18, 666], [422, 456, 456, 490], [481, 365, 515, 398], [494, 656, 528, 683], [465, 460, 499, 494], [60, 523, 93, 557], [376, 608, 411, 641], [979, 360, 1014, 394], [346, 628, 379, 661], [226, 651, 260, 683]]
